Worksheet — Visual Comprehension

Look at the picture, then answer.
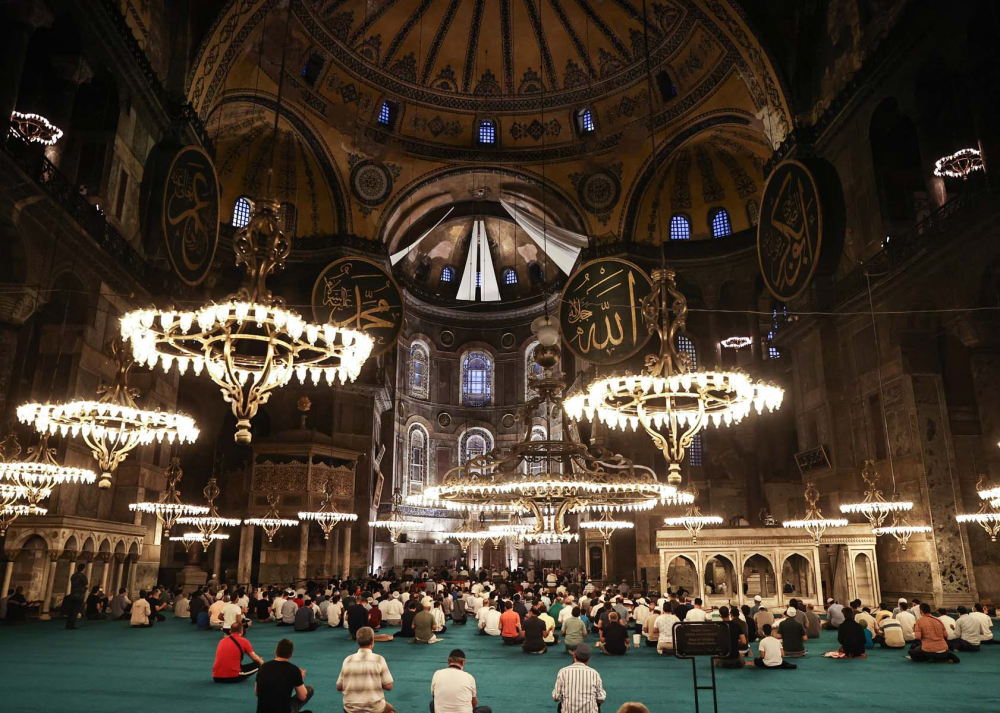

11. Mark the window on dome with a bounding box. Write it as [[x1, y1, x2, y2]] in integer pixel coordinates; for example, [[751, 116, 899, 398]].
[[576, 107, 595, 135], [460, 427, 494, 468], [503, 268, 518, 285], [478, 120, 496, 145], [528, 261, 544, 285], [677, 335, 698, 370], [377, 100, 398, 129], [670, 214, 691, 240], [278, 202, 296, 234], [441, 266, 455, 283], [301, 52, 324, 86], [656, 70, 677, 101], [689, 434, 704, 466], [710, 208, 732, 238], [232, 197, 252, 228], [462, 351, 493, 406]]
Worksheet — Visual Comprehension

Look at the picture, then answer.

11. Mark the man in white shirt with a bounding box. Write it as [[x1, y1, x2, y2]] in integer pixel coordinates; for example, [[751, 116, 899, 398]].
[[558, 598, 576, 625], [478, 603, 502, 636], [208, 596, 227, 629], [221, 595, 244, 633], [469, 593, 484, 614], [935, 607, 958, 643], [895, 602, 916, 641], [686, 599, 708, 622], [632, 598, 651, 633], [430, 649, 491, 713], [953, 607, 983, 651], [382, 592, 404, 626], [972, 603, 994, 643], [751, 624, 797, 669], [327, 596, 344, 627], [271, 592, 286, 622], [653, 608, 680, 655]]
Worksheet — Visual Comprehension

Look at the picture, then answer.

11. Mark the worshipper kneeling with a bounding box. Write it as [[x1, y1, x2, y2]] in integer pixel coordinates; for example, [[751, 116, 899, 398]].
[[562, 606, 587, 654], [255, 638, 314, 713], [715, 607, 746, 669], [430, 649, 492, 713], [597, 611, 630, 656], [294, 598, 320, 632], [500, 600, 524, 645], [909, 603, 960, 664], [836, 609, 867, 658], [212, 622, 264, 683], [337, 626, 395, 713], [748, 624, 797, 669], [774, 606, 808, 657], [412, 598, 438, 644], [952, 607, 984, 651], [130, 591, 153, 628], [552, 644, 606, 713]]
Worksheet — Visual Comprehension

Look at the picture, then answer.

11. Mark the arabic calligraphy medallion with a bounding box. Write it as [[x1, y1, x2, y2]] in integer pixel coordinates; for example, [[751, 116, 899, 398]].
[[160, 145, 220, 286], [311, 257, 404, 357], [558, 258, 654, 365], [757, 160, 823, 302]]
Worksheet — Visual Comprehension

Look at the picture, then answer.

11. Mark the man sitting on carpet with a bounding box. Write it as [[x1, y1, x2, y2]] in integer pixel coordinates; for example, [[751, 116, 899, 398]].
[[382, 592, 403, 626], [209, 594, 227, 630], [952, 607, 983, 651], [337, 626, 395, 713], [477, 600, 502, 637], [972, 603, 994, 644], [294, 598, 319, 632], [774, 607, 807, 657], [130, 590, 152, 628], [212, 622, 264, 683], [837, 608, 867, 658], [715, 607, 746, 669], [522, 607, 549, 654], [562, 606, 588, 654], [823, 598, 844, 630], [552, 644, 606, 713], [347, 596, 371, 640], [748, 624, 797, 669], [598, 611, 629, 656], [412, 598, 437, 644], [500, 600, 524, 645], [909, 603, 960, 663], [430, 649, 492, 713], [254, 638, 313, 713]]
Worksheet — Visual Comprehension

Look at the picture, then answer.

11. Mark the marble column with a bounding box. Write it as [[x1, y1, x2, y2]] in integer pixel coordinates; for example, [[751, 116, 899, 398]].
[[0, 1, 53, 126], [126, 555, 139, 594], [39, 553, 58, 620], [298, 523, 309, 581], [65, 558, 79, 594], [98, 555, 110, 592], [341, 526, 352, 579], [330, 529, 341, 579], [212, 539, 223, 582], [84, 559, 94, 584], [113, 556, 125, 594], [237, 524, 255, 585], [2, 560, 13, 596]]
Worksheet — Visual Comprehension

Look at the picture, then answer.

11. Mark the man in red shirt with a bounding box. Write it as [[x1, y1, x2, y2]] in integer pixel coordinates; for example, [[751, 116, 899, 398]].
[[500, 600, 524, 645], [910, 602, 960, 663], [213, 622, 265, 683]]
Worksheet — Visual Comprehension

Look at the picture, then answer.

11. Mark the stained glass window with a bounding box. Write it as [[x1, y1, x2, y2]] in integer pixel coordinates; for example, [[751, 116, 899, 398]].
[[478, 120, 496, 145], [233, 197, 252, 228], [503, 268, 518, 285], [460, 427, 494, 466], [408, 425, 427, 491], [377, 101, 392, 126], [462, 351, 492, 406], [441, 266, 455, 283], [710, 208, 732, 238], [670, 214, 691, 240], [408, 343, 429, 398]]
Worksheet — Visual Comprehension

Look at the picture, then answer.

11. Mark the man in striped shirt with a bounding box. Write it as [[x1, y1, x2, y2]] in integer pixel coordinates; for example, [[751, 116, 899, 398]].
[[552, 644, 606, 713], [336, 627, 395, 713]]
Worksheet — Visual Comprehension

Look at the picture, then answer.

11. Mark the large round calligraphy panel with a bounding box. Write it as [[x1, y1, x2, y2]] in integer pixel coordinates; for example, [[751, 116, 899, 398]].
[[311, 257, 404, 357], [558, 258, 653, 365], [757, 160, 823, 302], [141, 143, 220, 286]]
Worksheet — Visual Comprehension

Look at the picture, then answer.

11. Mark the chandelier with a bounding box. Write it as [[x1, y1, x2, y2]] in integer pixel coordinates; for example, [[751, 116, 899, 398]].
[[17, 340, 199, 489], [169, 531, 230, 552], [933, 148, 984, 179], [10, 111, 63, 145], [120, 198, 373, 444], [370, 488, 425, 544], [782, 482, 847, 544], [128, 456, 208, 533], [872, 513, 931, 551], [246, 489, 299, 542], [176, 475, 242, 546], [662, 489, 723, 544], [839, 460, 913, 529], [579, 512, 634, 545], [446, 515, 493, 553], [956, 476, 1000, 542], [299, 474, 358, 539], [720, 336, 752, 349], [0, 431, 96, 513], [1, 502, 44, 536], [564, 268, 783, 488]]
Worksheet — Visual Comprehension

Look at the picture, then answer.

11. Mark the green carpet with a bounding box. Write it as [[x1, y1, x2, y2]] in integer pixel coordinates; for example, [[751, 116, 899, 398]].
[[1, 617, 999, 712]]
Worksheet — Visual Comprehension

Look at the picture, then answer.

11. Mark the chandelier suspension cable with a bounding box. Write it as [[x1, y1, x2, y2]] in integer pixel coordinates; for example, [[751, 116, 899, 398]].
[[265, 1, 293, 200]]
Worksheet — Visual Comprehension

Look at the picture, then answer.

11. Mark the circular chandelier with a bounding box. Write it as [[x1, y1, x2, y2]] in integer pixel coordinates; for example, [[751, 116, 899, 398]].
[[17, 340, 199, 489], [565, 268, 783, 488], [720, 336, 752, 349], [782, 482, 848, 544], [10, 111, 63, 145], [120, 200, 372, 444], [370, 488, 425, 544], [839, 460, 913, 529], [446, 515, 494, 553], [933, 148, 984, 179], [579, 512, 634, 545], [176, 475, 242, 545], [299, 474, 358, 539], [872, 515, 931, 551], [246, 489, 299, 543], [662, 489, 723, 544], [169, 531, 230, 552], [956, 475, 1000, 542], [1, 502, 45, 535], [0, 431, 96, 512], [129, 456, 208, 533]]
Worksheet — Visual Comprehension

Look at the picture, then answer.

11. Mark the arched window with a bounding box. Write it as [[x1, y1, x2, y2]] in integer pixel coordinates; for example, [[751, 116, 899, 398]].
[[377, 100, 399, 128], [529, 425, 547, 475], [656, 70, 677, 101], [407, 424, 428, 493], [441, 266, 455, 283], [503, 268, 518, 285], [669, 214, 691, 240], [525, 341, 546, 396], [278, 202, 297, 234], [460, 427, 494, 466], [232, 196, 252, 228], [576, 107, 595, 135], [528, 262, 544, 285], [301, 52, 324, 86], [710, 208, 732, 238], [478, 120, 496, 145], [461, 350, 493, 406], [677, 335, 698, 370], [408, 342, 429, 399]]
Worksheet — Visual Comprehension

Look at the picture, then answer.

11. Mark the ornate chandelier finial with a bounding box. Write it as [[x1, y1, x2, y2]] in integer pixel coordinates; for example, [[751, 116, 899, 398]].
[[782, 482, 848, 544], [246, 489, 299, 543], [0, 430, 97, 512], [839, 459, 913, 529], [176, 470, 242, 546], [299, 474, 358, 539], [129, 455, 209, 533], [662, 486, 723, 544]]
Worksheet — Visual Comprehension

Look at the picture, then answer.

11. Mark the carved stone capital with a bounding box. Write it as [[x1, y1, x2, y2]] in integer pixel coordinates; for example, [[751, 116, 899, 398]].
[[47, 550, 61, 562], [114, 553, 127, 564]]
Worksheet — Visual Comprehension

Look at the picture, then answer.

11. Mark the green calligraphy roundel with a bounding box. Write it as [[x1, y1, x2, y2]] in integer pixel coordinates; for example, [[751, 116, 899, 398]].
[[558, 258, 654, 365], [311, 257, 404, 357]]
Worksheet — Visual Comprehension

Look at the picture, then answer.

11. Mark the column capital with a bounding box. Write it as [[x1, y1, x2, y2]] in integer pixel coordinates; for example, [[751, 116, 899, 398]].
[[97, 552, 112, 563], [79, 551, 96, 562], [4, 1, 54, 30], [47, 550, 61, 562]]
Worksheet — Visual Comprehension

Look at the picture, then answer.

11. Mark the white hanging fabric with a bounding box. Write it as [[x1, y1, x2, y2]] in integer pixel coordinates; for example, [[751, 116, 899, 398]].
[[500, 199, 587, 275], [389, 206, 455, 265], [456, 220, 480, 301], [478, 220, 501, 302]]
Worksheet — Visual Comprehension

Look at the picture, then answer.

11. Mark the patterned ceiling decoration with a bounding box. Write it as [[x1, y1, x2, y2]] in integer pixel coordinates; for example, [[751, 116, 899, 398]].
[[569, 163, 624, 226], [348, 154, 401, 217]]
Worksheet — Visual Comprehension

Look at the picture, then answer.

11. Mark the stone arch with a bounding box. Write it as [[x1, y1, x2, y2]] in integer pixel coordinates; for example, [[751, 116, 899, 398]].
[[9, 529, 53, 552], [779, 552, 816, 599], [664, 554, 699, 594], [703, 552, 737, 596], [742, 552, 777, 598], [853, 552, 876, 606]]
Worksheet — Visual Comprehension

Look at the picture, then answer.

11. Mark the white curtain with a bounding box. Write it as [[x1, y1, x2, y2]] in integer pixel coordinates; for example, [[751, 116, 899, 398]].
[[500, 199, 587, 275], [389, 206, 455, 265], [456, 219, 480, 301], [456, 220, 501, 302], [478, 220, 501, 302]]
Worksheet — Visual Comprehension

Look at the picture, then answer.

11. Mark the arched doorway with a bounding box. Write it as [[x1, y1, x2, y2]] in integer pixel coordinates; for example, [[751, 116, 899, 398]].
[[589, 545, 603, 580], [704, 555, 736, 597], [780, 553, 815, 598], [853, 553, 876, 606], [12, 535, 49, 601], [666, 555, 698, 596], [742, 554, 776, 598]]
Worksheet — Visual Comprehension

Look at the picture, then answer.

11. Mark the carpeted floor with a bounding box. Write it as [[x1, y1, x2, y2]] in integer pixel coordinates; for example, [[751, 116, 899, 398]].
[[1, 616, 999, 713]]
